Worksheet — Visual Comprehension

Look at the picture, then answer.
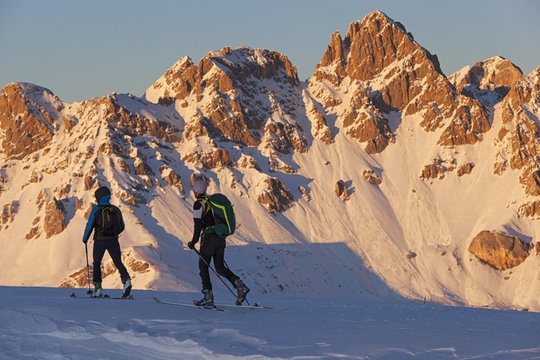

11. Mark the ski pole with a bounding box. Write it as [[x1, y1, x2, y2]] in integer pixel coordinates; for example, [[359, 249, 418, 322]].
[[194, 249, 237, 298], [85, 242, 92, 294]]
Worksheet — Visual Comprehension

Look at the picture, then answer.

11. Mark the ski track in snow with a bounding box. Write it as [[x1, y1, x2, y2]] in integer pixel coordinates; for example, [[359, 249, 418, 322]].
[[1, 287, 539, 360]]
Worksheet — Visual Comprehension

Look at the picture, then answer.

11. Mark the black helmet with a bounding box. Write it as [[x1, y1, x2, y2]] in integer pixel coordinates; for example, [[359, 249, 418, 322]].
[[94, 186, 111, 202]]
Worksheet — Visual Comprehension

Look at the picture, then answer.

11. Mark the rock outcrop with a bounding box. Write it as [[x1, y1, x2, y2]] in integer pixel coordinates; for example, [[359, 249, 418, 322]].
[[496, 68, 540, 206], [160, 165, 184, 192], [335, 180, 350, 200], [257, 177, 294, 213], [44, 197, 65, 238], [0, 83, 59, 159], [59, 249, 151, 288], [362, 170, 382, 185], [468, 231, 532, 270]]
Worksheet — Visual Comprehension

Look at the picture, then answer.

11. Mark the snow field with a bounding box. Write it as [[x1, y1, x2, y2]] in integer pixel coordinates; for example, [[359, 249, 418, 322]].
[[1, 286, 539, 360]]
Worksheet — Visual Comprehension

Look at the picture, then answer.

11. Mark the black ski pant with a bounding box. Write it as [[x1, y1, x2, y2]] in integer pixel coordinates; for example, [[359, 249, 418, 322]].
[[92, 238, 129, 283], [199, 232, 238, 290]]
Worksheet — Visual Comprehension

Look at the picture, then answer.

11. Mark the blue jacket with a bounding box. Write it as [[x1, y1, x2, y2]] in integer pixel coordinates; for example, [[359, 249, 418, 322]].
[[82, 195, 125, 243]]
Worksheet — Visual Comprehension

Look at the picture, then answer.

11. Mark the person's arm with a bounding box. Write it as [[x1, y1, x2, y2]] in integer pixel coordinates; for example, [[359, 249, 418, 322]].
[[82, 206, 98, 243], [188, 200, 204, 248]]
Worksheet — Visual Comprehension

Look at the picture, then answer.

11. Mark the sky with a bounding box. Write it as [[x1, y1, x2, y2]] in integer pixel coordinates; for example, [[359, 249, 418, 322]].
[[1, 0, 539, 104]]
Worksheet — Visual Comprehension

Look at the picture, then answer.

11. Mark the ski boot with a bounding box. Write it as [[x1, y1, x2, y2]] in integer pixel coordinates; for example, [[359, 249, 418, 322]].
[[122, 277, 132, 298], [92, 282, 103, 298], [233, 279, 249, 305], [194, 289, 214, 308]]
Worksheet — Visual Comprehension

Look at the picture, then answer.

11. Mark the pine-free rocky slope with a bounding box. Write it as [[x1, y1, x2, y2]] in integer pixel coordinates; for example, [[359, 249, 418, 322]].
[[1, 11, 540, 311]]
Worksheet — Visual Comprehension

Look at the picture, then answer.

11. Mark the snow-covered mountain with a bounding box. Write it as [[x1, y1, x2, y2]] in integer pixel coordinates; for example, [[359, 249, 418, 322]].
[[1, 11, 540, 311]]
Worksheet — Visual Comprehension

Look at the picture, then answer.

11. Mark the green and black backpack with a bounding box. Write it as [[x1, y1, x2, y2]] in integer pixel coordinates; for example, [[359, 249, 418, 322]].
[[204, 193, 236, 238]]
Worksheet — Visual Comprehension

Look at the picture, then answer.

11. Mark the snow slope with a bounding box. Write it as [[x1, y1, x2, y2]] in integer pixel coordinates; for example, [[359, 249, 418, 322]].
[[1, 13, 539, 314], [1, 286, 539, 360]]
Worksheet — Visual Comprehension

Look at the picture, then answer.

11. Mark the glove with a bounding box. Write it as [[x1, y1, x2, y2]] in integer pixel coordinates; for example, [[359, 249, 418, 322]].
[[187, 241, 196, 250]]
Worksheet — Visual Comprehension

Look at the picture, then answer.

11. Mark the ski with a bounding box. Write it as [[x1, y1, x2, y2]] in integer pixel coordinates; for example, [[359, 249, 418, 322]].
[[152, 297, 241, 313], [153, 296, 221, 311], [70, 292, 134, 300], [215, 303, 286, 310]]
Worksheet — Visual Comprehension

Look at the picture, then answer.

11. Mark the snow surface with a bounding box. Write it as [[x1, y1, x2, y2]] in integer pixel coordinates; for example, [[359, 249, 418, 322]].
[[1, 286, 539, 360]]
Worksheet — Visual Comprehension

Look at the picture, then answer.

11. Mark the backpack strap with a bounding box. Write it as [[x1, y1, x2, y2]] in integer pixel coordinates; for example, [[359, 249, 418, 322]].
[[202, 195, 217, 234]]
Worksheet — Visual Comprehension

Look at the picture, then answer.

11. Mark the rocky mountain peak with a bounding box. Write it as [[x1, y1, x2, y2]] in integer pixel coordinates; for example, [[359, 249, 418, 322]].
[[316, 11, 442, 87], [449, 57, 524, 104], [146, 46, 306, 155], [0, 83, 63, 160], [310, 11, 490, 154]]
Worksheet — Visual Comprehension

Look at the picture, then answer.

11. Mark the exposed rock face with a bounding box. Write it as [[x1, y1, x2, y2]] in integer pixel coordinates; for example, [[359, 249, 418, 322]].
[[421, 163, 446, 180], [83, 94, 181, 143], [335, 180, 350, 200], [304, 97, 333, 144], [44, 197, 65, 238], [450, 56, 524, 97], [457, 162, 475, 176], [236, 154, 260, 170], [311, 10, 489, 151], [262, 122, 307, 154], [518, 200, 540, 217], [257, 177, 294, 213], [362, 170, 382, 185], [160, 165, 184, 192], [59, 249, 151, 288], [145, 47, 306, 155], [0, 83, 59, 159], [1, 201, 18, 228], [182, 148, 232, 169], [496, 68, 540, 206], [468, 231, 532, 270]]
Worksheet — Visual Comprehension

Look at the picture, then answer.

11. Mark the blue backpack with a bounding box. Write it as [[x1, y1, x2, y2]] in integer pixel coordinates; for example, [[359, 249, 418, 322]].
[[204, 194, 236, 238]]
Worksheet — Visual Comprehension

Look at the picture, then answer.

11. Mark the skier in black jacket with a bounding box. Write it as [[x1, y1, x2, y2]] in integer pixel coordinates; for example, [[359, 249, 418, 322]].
[[187, 179, 249, 306], [82, 186, 131, 298]]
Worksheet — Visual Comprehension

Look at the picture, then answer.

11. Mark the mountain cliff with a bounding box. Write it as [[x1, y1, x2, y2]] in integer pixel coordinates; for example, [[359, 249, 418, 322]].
[[1, 11, 539, 311]]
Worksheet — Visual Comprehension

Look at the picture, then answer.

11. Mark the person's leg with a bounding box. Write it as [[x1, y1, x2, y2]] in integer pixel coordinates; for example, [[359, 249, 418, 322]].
[[107, 239, 132, 297], [198, 253, 213, 290], [92, 241, 107, 283], [210, 234, 249, 304], [106, 239, 130, 280], [213, 251, 238, 284]]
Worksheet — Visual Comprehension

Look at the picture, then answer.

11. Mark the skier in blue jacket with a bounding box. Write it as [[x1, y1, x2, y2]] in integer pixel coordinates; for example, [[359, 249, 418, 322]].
[[83, 186, 131, 298]]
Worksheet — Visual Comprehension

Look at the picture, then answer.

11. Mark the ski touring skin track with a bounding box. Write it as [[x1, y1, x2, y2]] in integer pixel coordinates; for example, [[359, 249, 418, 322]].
[[152, 297, 243, 313]]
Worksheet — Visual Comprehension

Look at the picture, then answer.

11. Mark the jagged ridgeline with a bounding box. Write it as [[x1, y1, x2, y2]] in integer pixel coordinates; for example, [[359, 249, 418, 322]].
[[1, 11, 539, 310]]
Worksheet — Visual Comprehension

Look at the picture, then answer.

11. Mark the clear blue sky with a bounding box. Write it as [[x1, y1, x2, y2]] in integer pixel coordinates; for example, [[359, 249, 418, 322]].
[[1, 0, 539, 103]]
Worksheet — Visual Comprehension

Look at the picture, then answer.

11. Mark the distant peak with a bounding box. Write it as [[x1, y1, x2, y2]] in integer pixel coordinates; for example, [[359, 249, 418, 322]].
[[359, 10, 407, 33], [362, 10, 391, 22]]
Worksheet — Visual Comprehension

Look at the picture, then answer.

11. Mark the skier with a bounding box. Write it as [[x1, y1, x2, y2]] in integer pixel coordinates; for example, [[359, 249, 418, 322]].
[[82, 186, 132, 298], [187, 179, 249, 306]]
